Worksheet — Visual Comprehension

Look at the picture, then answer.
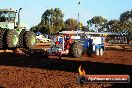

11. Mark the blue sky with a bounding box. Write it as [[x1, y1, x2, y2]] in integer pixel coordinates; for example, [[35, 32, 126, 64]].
[[0, 0, 132, 28]]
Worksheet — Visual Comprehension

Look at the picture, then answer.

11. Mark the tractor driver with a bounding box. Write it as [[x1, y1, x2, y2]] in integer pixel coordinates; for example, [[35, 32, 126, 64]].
[[65, 36, 70, 40], [64, 35, 72, 49], [65, 36, 70, 43]]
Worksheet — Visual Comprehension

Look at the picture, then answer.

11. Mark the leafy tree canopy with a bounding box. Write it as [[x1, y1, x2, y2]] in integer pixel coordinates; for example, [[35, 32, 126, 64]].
[[120, 9, 132, 33], [88, 16, 108, 32], [37, 8, 65, 34], [64, 18, 78, 31]]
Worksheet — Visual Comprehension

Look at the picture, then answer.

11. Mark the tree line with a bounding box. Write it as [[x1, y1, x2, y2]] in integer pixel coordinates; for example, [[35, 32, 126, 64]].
[[30, 8, 132, 35]]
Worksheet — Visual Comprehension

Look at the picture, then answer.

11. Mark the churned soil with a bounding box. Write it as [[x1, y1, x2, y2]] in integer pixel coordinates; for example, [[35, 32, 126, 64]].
[[0, 43, 132, 88]]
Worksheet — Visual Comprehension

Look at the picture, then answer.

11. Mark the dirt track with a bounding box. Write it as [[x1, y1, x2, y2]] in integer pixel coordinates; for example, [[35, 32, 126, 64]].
[[0, 44, 132, 88]]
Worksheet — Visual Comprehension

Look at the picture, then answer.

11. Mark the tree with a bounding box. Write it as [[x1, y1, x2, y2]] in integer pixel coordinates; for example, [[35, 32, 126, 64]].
[[88, 16, 108, 32], [107, 19, 121, 32], [120, 9, 132, 22], [64, 18, 78, 31], [82, 26, 89, 31], [120, 9, 132, 33], [39, 8, 65, 34], [30, 26, 37, 32]]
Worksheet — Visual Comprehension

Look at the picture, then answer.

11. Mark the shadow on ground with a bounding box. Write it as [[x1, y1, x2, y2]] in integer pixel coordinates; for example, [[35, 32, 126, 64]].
[[0, 50, 131, 88], [0, 86, 5, 88]]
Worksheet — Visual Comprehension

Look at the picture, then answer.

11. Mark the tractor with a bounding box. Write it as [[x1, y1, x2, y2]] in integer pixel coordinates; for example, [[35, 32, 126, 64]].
[[0, 8, 36, 49], [46, 33, 104, 59]]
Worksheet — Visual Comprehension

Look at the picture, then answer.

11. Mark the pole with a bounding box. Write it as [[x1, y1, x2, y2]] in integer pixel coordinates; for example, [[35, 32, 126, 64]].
[[78, 12, 79, 26], [77, 1, 80, 36]]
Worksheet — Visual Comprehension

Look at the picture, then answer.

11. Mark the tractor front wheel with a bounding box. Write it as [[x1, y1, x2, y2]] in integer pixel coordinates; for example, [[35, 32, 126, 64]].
[[96, 48, 104, 56], [95, 48, 100, 56], [99, 48, 104, 56]]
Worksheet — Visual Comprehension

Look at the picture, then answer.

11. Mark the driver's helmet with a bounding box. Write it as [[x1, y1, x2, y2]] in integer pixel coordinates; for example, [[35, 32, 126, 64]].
[[66, 36, 70, 39], [64, 36, 70, 40]]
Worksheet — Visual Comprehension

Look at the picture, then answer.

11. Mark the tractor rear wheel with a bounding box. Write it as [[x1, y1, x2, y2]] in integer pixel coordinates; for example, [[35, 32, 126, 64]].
[[70, 42, 83, 58], [23, 31, 36, 49], [0, 28, 6, 49], [6, 29, 19, 48]]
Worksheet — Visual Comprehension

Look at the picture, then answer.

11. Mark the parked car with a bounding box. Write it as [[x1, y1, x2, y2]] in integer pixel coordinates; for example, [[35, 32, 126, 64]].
[[36, 34, 51, 43]]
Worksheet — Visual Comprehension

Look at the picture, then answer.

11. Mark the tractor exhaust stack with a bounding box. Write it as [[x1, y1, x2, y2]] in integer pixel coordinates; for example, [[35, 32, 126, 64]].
[[18, 8, 22, 28]]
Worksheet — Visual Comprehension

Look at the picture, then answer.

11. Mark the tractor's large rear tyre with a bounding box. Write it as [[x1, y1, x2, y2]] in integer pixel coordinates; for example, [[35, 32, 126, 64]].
[[18, 29, 26, 48], [70, 42, 83, 58], [0, 28, 6, 49], [23, 31, 36, 49], [6, 29, 19, 48]]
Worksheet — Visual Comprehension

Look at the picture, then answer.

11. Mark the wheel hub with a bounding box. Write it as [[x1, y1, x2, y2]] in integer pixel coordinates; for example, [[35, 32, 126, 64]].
[[12, 35, 18, 46], [31, 35, 36, 45]]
